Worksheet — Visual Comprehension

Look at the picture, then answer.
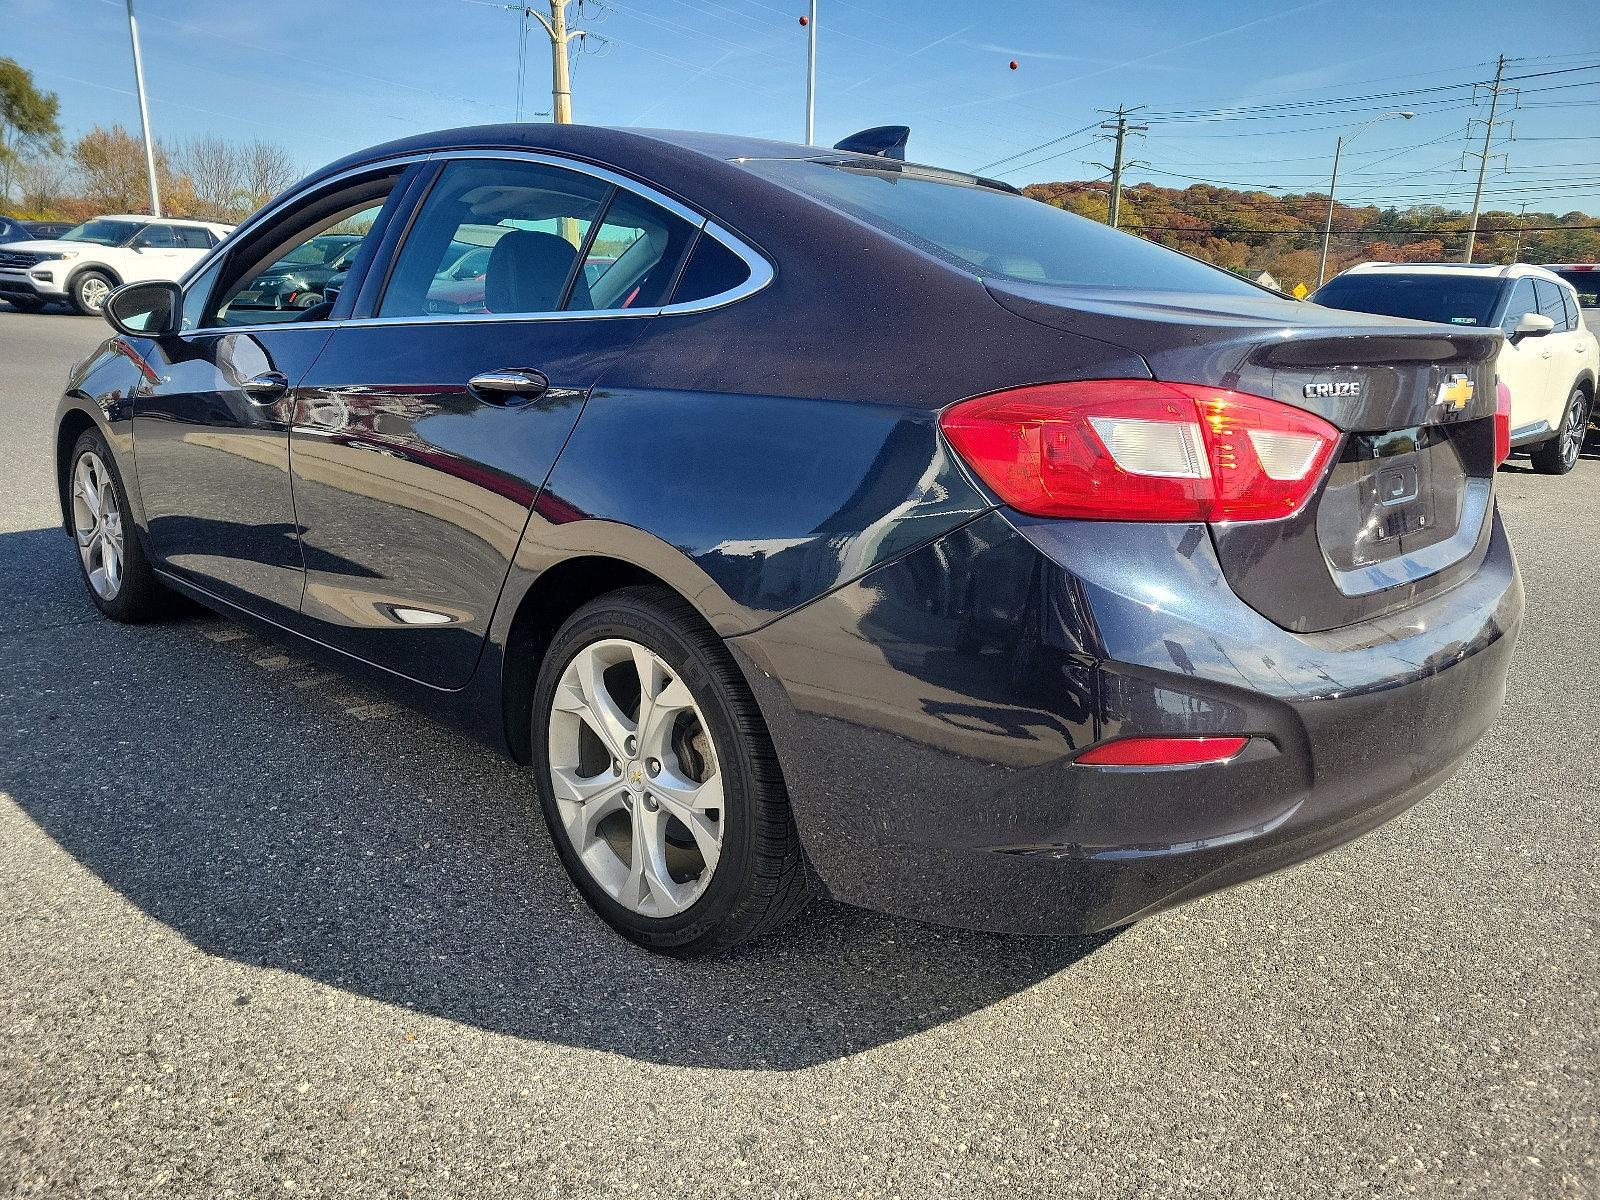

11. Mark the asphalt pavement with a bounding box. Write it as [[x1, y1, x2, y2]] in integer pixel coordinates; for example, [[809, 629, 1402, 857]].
[[0, 305, 1595, 1198]]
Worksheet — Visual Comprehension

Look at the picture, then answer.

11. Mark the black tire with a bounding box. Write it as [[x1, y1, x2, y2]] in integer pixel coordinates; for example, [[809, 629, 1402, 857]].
[[66, 428, 176, 622], [4, 294, 44, 313], [69, 269, 115, 316], [530, 585, 812, 956], [1529, 386, 1590, 475]]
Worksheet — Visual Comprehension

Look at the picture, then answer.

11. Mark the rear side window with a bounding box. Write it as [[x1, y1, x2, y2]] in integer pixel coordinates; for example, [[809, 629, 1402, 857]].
[[1533, 279, 1568, 330], [173, 226, 213, 249], [581, 189, 697, 310], [742, 157, 1261, 295], [670, 232, 751, 305]]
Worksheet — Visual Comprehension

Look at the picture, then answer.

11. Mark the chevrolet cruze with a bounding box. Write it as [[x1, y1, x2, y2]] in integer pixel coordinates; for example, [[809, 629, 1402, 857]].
[[53, 124, 1522, 955]]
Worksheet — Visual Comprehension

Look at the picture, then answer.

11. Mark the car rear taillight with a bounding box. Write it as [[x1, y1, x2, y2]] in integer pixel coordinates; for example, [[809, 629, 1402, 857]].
[[939, 380, 1341, 522], [1075, 736, 1250, 767], [1494, 380, 1512, 467]]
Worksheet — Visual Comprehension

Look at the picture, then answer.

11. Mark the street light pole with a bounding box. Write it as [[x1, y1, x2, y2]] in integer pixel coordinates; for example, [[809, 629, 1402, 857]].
[[804, 0, 817, 144], [125, 0, 161, 216], [1318, 109, 1413, 288]]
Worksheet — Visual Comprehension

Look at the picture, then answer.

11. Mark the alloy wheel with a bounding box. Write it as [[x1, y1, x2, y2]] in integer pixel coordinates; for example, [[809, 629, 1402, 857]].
[[1562, 393, 1587, 468], [71, 451, 124, 600], [78, 275, 111, 313], [547, 638, 724, 918]]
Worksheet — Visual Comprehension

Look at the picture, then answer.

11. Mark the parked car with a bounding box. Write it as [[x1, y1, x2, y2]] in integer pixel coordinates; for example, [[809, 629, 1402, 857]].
[[0, 216, 73, 245], [1313, 262, 1597, 473], [0, 214, 232, 314], [228, 233, 363, 312], [56, 125, 1522, 956]]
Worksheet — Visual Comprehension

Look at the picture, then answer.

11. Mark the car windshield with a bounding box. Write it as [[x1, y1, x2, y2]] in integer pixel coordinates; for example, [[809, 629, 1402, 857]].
[[742, 157, 1262, 295], [59, 219, 144, 247], [1549, 269, 1597, 308], [1312, 273, 1504, 326]]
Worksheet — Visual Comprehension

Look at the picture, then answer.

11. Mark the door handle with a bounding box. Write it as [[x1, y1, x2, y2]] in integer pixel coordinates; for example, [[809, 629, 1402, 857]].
[[468, 367, 549, 405], [240, 371, 289, 402]]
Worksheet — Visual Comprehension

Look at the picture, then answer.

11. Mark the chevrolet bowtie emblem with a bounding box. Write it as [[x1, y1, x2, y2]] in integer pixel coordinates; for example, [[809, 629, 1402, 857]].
[[1437, 373, 1475, 412]]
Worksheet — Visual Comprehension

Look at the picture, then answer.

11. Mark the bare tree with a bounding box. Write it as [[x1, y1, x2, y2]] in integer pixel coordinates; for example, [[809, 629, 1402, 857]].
[[14, 152, 71, 214], [179, 135, 244, 219], [239, 141, 299, 213]]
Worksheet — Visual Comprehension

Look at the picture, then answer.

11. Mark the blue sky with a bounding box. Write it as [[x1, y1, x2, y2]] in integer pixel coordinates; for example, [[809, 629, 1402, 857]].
[[5, 0, 1599, 213]]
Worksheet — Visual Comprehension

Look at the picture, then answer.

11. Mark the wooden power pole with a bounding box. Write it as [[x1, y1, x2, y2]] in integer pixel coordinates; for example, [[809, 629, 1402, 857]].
[[1463, 55, 1513, 264], [510, 1, 581, 123]]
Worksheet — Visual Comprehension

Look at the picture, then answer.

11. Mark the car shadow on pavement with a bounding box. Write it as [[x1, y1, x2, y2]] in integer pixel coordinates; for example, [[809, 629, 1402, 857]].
[[0, 525, 1108, 1072]]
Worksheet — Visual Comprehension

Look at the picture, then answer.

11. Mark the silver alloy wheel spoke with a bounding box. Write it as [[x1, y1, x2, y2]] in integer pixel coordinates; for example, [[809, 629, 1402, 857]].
[[72, 451, 124, 600], [547, 637, 724, 918], [1565, 396, 1584, 465]]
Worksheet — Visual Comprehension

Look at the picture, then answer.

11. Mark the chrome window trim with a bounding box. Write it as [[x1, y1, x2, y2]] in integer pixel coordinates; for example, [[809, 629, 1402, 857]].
[[175, 145, 773, 338]]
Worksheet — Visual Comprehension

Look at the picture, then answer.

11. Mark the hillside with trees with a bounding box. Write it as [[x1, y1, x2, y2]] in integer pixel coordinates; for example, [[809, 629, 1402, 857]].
[[1024, 180, 1600, 291]]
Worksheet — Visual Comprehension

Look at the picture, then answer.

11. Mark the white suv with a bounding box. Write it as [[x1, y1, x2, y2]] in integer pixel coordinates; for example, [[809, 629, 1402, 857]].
[[1313, 262, 1598, 474], [0, 214, 232, 316]]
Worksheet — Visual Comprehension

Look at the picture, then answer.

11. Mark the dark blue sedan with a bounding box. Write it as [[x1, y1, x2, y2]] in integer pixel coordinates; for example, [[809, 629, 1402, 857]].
[[53, 123, 1520, 955]]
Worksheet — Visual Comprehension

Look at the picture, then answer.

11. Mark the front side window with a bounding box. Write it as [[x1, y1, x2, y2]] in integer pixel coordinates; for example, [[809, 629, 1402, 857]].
[[1500, 279, 1538, 335], [60, 219, 143, 246], [207, 198, 388, 327], [742, 157, 1262, 296]]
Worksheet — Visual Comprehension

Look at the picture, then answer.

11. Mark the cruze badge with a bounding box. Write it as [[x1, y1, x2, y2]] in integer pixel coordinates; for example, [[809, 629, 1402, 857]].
[[1304, 381, 1362, 398], [1436, 373, 1475, 412]]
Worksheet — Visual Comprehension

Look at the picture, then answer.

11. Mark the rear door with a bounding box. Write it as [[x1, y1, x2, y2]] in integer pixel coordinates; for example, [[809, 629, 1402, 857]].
[[288, 152, 703, 688]]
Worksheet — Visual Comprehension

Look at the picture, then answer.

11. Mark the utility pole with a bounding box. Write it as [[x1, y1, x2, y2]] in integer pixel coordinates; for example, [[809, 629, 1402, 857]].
[[1096, 106, 1146, 229], [804, 0, 818, 144], [1511, 201, 1530, 259], [125, 0, 161, 216], [509, 1, 581, 123], [1318, 110, 1412, 287], [1463, 54, 1514, 264]]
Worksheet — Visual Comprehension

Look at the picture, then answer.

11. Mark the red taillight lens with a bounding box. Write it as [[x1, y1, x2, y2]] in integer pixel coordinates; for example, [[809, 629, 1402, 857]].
[[1075, 735, 1250, 767], [939, 380, 1341, 522], [1494, 380, 1512, 467]]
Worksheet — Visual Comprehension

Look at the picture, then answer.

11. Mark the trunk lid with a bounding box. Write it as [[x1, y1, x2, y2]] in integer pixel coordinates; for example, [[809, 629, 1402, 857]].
[[988, 282, 1504, 632]]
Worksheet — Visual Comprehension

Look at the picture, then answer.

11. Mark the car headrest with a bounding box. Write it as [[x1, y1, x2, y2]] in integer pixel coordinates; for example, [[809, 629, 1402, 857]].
[[484, 229, 592, 313]]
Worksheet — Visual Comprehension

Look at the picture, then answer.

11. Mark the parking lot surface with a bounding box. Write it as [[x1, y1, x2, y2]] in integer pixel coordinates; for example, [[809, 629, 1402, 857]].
[[1, 306, 1596, 1198]]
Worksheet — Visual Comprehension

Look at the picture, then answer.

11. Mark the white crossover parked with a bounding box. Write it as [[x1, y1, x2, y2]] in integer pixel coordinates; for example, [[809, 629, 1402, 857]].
[[0, 214, 232, 315], [1313, 262, 1598, 474]]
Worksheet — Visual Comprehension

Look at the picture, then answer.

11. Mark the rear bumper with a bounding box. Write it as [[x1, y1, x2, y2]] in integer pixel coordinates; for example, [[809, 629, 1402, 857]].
[[734, 506, 1522, 936]]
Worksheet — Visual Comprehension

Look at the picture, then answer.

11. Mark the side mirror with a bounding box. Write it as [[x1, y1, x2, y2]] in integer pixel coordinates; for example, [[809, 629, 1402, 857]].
[[1514, 312, 1556, 339], [104, 280, 182, 338]]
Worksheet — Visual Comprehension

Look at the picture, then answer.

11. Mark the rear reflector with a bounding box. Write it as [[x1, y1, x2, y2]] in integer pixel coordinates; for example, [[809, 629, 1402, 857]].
[[1075, 735, 1250, 767], [939, 380, 1341, 522], [1494, 380, 1512, 467]]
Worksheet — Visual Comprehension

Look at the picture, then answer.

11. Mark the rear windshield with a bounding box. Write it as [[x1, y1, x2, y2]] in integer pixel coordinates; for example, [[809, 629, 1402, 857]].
[[1549, 269, 1598, 308], [1312, 273, 1503, 326], [742, 158, 1261, 296]]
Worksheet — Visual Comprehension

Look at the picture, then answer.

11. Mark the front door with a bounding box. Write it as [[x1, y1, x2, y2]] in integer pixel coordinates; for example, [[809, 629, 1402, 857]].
[[131, 170, 412, 619], [1496, 278, 1556, 436], [288, 154, 702, 688]]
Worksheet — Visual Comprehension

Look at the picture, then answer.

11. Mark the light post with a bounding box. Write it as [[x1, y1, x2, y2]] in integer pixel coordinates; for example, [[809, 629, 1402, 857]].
[[1317, 110, 1413, 288]]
